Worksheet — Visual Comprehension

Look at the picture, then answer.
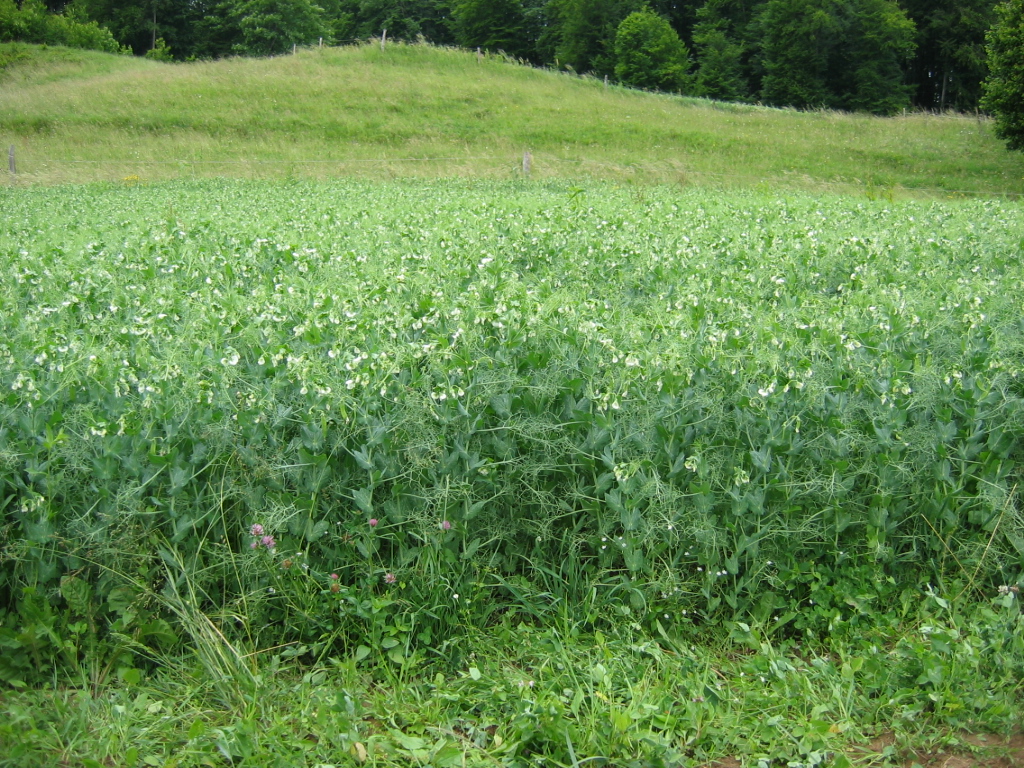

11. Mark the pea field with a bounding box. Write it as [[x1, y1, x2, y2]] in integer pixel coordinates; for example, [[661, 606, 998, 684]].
[[2, 178, 1023, 766]]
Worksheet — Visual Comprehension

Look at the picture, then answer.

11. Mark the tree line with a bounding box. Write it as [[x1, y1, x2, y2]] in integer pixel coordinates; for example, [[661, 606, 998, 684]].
[[0, 0, 1011, 117]]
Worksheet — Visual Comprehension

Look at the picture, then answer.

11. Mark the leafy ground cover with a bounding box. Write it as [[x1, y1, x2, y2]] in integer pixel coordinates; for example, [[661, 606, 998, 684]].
[[2, 41, 1024, 195], [1, 178, 1022, 765]]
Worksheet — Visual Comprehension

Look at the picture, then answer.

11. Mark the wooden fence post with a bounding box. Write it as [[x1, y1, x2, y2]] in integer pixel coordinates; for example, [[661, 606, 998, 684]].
[[477, 46, 482, 62], [381, 29, 387, 51], [522, 150, 531, 179], [8, 145, 14, 175]]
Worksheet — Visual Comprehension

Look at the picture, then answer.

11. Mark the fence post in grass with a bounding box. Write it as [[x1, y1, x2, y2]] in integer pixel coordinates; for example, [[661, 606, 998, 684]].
[[604, 75, 608, 88], [319, 37, 323, 48], [522, 150, 531, 178], [381, 29, 387, 51], [477, 46, 482, 62], [8, 145, 14, 175]]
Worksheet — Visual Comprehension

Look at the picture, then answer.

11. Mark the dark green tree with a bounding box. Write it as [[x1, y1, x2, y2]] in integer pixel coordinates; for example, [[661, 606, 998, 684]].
[[613, 7, 690, 89], [646, 0, 703, 45], [901, 0, 997, 111], [981, 0, 1024, 149], [547, 0, 643, 76], [334, 0, 454, 43], [689, 0, 764, 99], [187, 0, 243, 57], [837, 0, 916, 113], [691, 22, 748, 97], [75, 0, 196, 56], [757, 0, 837, 108], [452, 0, 531, 57], [757, 0, 915, 114], [234, 0, 331, 55]]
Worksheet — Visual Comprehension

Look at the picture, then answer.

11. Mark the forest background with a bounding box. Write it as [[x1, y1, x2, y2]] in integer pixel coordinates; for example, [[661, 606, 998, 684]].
[[0, 0, 1002, 116]]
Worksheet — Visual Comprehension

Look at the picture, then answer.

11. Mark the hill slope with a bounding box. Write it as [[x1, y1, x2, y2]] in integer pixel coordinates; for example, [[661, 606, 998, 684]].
[[1, 41, 1022, 195]]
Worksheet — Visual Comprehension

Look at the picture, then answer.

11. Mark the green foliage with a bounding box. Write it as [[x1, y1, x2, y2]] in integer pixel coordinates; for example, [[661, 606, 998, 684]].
[[74, 0, 209, 58], [2, 179, 1024, 687], [901, 0, 997, 111], [757, 0, 838, 108], [982, 0, 1024, 151], [691, 23, 748, 99], [547, 0, 642, 76], [144, 36, 173, 61], [335, 0, 456, 44], [613, 8, 690, 91], [0, 0, 122, 53], [839, 0, 917, 114], [689, 0, 762, 101], [189, 1, 244, 59], [758, 0, 916, 114], [452, 0, 531, 57], [235, 0, 331, 55]]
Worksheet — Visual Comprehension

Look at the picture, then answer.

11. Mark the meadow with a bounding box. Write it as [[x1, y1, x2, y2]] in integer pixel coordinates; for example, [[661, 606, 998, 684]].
[[1, 177, 1023, 766], [2, 41, 1024, 196]]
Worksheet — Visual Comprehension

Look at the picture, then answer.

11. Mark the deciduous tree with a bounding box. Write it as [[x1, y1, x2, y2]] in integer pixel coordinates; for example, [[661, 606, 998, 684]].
[[235, 0, 330, 55], [334, 0, 454, 44], [981, 0, 1024, 150], [452, 0, 531, 57], [547, 0, 642, 76], [691, 22, 748, 98], [757, 0, 836, 108], [614, 8, 690, 90], [901, 0, 996, 111], [757, 0, 915, 114]]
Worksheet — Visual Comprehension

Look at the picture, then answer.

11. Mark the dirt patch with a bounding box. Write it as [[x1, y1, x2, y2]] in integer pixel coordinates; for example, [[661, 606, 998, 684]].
[[853, 732, 1024, 768], [704, 733, 1023, 768], [910, 733, 1024, 768]]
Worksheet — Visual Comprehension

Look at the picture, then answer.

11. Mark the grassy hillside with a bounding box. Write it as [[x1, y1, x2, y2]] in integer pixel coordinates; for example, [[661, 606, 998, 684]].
[[1, 41, 1022, 195]]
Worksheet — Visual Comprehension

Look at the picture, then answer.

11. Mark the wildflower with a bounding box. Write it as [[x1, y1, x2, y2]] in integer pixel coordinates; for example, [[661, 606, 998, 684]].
[[250, 541, 259, 550], [330, 582, 341, 593], [441, 520, 452, 530], [369, 518, 378, 527], [250, 524, 264, 536], [330, 573, 339, 580], [281, 559, 293, 569], [384, 572, 397, 584], [261, 535, 276, 549]]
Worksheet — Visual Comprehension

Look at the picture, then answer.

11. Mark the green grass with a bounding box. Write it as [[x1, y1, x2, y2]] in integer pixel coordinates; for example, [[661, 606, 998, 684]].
[[1, 41, 1023, 195], [2, 600, 1022, 767]]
